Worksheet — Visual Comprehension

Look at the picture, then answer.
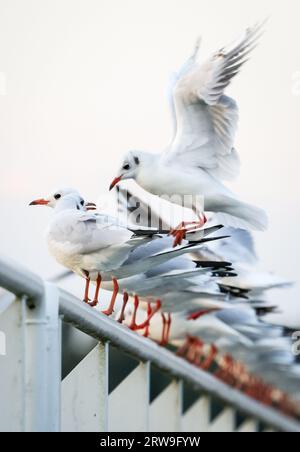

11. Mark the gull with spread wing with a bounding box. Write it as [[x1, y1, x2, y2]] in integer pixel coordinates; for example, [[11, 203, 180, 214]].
[[110, 23, 268, 245]]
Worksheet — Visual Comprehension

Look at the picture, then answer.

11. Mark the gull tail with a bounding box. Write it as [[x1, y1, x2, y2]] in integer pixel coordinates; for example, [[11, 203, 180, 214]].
[[212, 196, 268, 231]]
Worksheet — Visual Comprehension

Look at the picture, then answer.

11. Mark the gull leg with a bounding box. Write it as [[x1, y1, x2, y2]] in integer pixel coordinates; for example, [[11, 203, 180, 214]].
[[200, 344, 218, 370], [171, 214, 208, 247], [176, 335, 193, 357], [187, 338, 204, 364], [222, 355, 235, 385], [83, 271, 91, 303], [159, 313, 167, 345], [172, 229, 188, 248], [186, 338, 198, 362], [102, 278, 119, 316], [134, 300, 162, 330], [129, 295, 140, 330], [164, 313, 172, 344], [143, 303, 152, 337], [171, 221, 200, 236], [233, 362, 248, 391], [117, 292, 129, 323], [193, 341, 205, 367], [90, 273, 102, 307]]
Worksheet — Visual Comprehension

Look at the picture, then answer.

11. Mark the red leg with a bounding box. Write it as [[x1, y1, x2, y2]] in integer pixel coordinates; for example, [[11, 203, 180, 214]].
[[134, 300, 162, 330], [176, 336, 191, 357], [193, 341, 205, 367], [164, 313, 172, 344], [129, 295, 140, 330], [172, 229, 187, 248], [102, 278, 119, 316], [160, 313, 167, 345], [143, 303, 152, 337], [234, 363, 248, 391], [219, 355, 236, 385], [171, 221, 201, 236], [171, 215, 208, 247], [83, 271, 90, 303], [200, 344, 218, 370], [187, 338, 204, 363], [90, 273, 102, 307], [214, 358, 229, 382], [117, 292, 129, 323]]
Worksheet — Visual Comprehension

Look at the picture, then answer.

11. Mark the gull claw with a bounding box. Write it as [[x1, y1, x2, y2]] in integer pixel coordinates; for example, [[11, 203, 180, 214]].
[[172, 229, 187, 247], [89, 300, 98, 307], [83, 297, 91, 303], [102, 308, 114, 316]]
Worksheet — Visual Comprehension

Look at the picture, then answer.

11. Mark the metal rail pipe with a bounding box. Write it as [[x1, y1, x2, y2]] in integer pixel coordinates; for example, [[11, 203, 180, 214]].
[[1, 255, 300, 432], [0, 255, 44, 305], [59, 291, 300, 433]]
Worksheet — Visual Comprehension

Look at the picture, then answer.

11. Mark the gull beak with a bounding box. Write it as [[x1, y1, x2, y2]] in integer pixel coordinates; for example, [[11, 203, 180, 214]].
[[109, 176, 122, 191], [29, 198, 49, 206], [85, 202, 97, 211]]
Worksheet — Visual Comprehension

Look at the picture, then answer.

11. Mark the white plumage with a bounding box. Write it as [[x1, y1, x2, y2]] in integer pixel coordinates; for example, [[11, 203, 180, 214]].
[[111, 23, 268, 232]]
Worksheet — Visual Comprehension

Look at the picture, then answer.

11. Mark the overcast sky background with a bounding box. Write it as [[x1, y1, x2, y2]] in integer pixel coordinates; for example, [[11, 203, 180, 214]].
[[0, 0, 299, 325]]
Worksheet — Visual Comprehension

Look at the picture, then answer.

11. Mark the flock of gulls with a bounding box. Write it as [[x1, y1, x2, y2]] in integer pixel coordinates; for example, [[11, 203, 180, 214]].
[[30, 22, 300, 417]]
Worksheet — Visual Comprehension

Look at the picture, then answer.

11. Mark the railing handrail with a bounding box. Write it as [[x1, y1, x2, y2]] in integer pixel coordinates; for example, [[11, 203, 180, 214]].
[[0, 255, 44, 305], [1, 254, 300, 432]]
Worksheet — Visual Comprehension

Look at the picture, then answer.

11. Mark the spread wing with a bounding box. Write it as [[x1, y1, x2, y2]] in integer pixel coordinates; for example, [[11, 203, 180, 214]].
[[163, 22, 265, 180]]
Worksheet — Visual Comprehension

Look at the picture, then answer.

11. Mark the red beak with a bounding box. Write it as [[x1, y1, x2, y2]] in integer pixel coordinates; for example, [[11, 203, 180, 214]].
[[109, 176, 122, 191], [29, 198, 49, 206]]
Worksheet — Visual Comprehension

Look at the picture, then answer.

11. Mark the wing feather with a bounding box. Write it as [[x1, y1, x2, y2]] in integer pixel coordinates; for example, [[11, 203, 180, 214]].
[[163, 22, 266, 180]]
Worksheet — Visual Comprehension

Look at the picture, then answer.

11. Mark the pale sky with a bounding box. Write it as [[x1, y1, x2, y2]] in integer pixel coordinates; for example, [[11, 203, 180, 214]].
[[0, 0, 299, 325]]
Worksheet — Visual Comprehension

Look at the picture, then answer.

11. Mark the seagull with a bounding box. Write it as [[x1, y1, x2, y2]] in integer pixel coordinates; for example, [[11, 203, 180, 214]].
[[30, 188, 228, 315], [189, 225, 293, 304], [102, 255, 237, 332], [120, 304, 251, 352], [115, 184, 290, 304], [109, 23, 268, 246], [120, 302, 300, 412]]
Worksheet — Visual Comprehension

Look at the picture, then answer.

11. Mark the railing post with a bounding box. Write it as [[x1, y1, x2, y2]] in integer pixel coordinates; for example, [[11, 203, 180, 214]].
[[61, 342, 109, 432], [21, 282, 61, 432]]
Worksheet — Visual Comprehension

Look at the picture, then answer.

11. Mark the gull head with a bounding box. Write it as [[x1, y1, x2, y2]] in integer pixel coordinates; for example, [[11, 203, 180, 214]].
[[29, 187, 97, 211], [109, 150, 145, 190]]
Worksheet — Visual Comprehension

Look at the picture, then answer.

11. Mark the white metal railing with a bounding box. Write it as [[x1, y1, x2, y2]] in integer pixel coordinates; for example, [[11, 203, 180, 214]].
[[0, 255, 300, 432]]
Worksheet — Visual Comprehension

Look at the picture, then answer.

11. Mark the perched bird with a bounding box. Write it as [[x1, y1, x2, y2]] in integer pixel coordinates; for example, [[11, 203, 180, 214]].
[[110, 23, 268, 245], [120, 303, 300, 411], [119, 303, 251, 350], [102, 253, 236, 331], [29, 188, 227, 315], [115, 185, 290, 307]]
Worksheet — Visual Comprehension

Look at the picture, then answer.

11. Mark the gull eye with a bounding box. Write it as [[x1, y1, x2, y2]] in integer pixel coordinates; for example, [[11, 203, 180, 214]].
[[123, 164, 130, 171], [54, 193, 61, 200], [80, 200, 85, 206]]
